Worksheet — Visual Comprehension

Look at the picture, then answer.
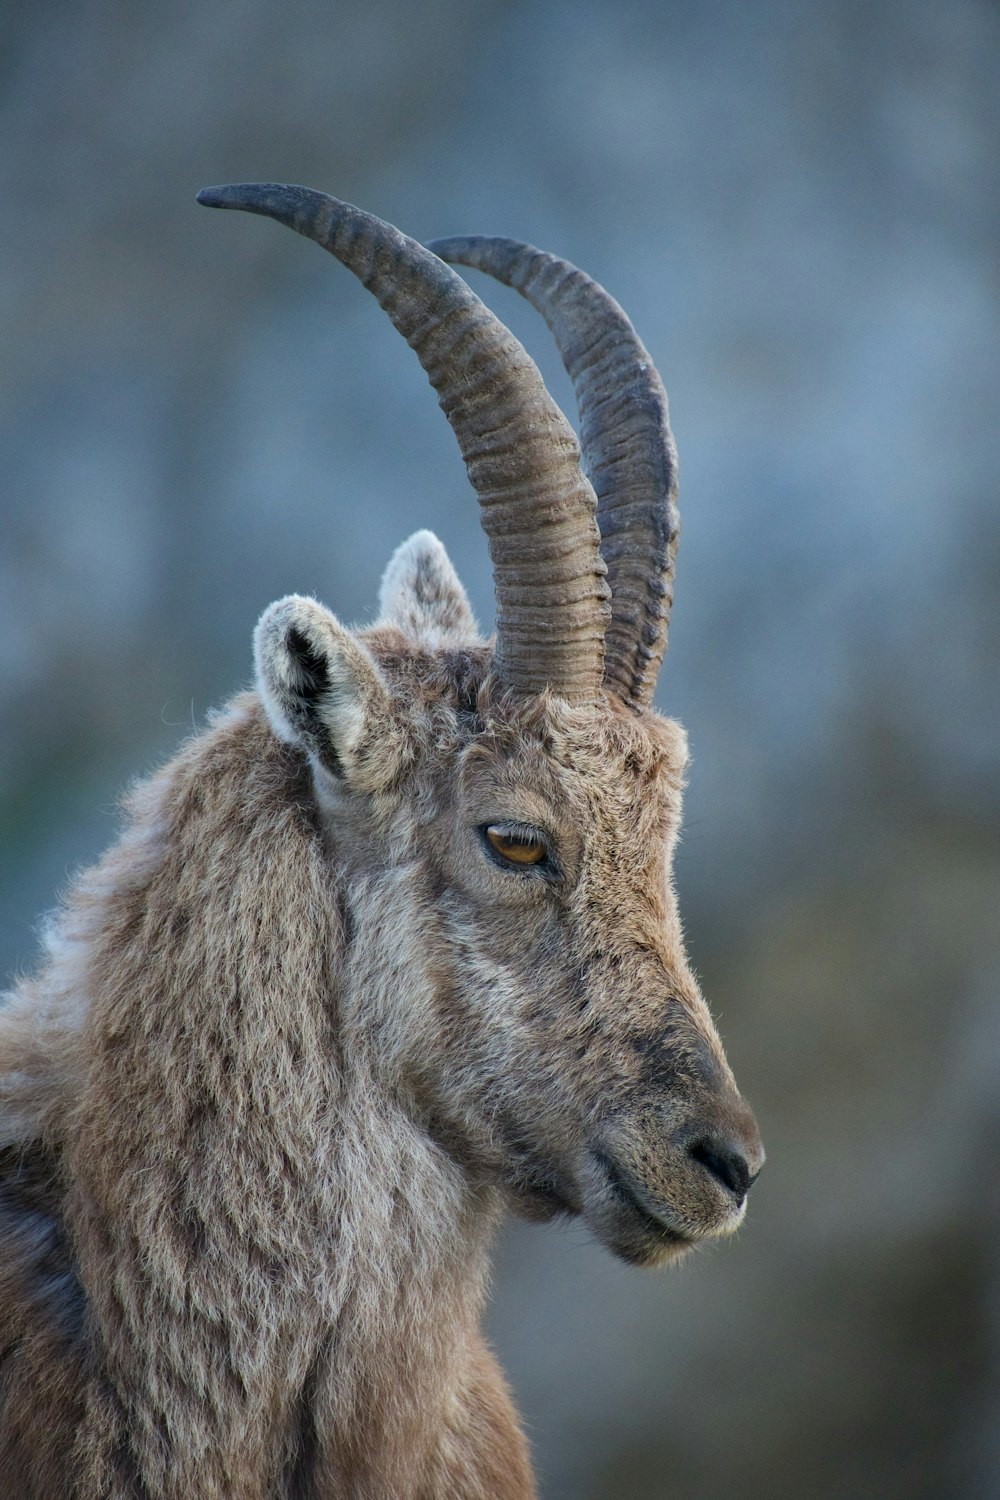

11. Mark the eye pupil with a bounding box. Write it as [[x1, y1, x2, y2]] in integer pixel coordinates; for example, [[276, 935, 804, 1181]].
[[486, 826, 546, 866]]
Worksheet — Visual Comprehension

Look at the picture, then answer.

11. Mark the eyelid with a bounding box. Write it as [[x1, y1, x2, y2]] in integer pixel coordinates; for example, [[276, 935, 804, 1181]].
[[489, 819, 544, 843]]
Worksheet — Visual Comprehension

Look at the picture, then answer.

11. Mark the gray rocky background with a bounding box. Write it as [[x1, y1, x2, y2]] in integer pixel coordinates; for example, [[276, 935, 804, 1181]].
[[2, 1, 998, 1495]]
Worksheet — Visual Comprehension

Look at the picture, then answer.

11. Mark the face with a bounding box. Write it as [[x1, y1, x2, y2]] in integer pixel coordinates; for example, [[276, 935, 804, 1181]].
[[253, 549, 764, 1270], [386, 688, 764, 1268]]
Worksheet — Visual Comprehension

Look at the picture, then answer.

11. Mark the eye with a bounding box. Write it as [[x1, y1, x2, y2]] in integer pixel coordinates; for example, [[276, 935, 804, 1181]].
[[484, 823, 548, 867]]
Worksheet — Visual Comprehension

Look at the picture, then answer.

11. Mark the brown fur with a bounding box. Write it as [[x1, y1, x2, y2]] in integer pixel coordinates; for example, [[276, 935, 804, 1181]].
[[1, 532, 761, 1496]]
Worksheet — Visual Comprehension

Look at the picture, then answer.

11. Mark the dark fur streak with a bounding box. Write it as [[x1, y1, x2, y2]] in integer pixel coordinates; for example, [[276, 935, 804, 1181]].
[[632, 1018, 724, 1093], [111, 1421, 152, 1498], [335, 885, 356, 950], [286, 1345, 325, 1499], [0, 1143, 86, 1347]]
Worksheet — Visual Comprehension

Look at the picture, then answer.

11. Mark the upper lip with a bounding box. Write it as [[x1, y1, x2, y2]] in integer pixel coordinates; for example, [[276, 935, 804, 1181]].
[[592, 1149, 691, 1244]]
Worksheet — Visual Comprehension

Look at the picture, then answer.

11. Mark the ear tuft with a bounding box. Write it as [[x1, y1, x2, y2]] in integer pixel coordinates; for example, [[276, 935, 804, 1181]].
[[379, 530, 478, 645], [254, 595, 406, 789]]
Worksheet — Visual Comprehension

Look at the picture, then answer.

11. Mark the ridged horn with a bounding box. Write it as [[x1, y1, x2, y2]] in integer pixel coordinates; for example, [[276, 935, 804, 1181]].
[[426, 235, 678, 708], [197, 184, 610, 701]]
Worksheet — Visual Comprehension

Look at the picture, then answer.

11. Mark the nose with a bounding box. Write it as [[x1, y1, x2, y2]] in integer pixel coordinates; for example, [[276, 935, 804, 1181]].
[[686, 1111, 765, 1204]]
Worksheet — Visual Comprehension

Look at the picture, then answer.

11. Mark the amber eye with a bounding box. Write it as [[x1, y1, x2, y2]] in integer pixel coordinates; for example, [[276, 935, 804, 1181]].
[[485, 825, 547, 867]]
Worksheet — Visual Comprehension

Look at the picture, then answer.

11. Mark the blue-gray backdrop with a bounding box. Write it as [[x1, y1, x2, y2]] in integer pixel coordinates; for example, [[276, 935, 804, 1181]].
[[2, 3, 997, 1495]]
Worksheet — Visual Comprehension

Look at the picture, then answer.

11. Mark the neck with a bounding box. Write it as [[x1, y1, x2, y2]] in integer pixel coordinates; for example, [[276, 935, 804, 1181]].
[[301, 1084, 504, 1495], [51, 696, 503, 1495]]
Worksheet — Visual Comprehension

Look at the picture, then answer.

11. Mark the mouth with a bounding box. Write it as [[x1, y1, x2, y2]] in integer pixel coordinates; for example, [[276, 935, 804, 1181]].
[[590, 1149, 694, 1265]]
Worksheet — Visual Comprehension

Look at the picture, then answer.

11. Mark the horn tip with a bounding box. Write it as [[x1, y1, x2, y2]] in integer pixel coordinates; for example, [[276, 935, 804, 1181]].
[[197, 182, 295, 212], [196, 184, 238, 209]]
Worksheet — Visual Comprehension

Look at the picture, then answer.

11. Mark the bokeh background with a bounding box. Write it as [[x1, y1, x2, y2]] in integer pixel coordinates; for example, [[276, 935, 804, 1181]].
[[2, 2, 998, 1495]]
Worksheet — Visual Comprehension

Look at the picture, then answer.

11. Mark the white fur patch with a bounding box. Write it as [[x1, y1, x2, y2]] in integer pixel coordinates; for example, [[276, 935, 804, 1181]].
[[378, 531, 478, 646]]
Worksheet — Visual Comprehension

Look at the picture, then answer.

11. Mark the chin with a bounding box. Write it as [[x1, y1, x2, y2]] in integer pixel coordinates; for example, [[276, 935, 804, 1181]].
[[598, 1217, 698, 1269]]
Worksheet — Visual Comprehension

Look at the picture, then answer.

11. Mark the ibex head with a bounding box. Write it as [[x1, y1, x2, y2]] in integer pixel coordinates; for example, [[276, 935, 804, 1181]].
[[198, 185, 763, 1266]]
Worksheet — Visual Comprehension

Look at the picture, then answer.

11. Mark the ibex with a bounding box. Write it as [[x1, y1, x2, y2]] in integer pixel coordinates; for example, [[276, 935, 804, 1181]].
[[0, 184, 763, 1498]]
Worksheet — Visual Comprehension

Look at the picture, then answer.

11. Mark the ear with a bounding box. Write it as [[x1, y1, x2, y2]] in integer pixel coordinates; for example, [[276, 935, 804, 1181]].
[[254, 595, 410, 791], [378, 530, 478, 645]]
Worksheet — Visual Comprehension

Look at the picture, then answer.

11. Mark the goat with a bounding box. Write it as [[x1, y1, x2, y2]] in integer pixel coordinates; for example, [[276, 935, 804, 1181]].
[[0, 184, 764, 1499]]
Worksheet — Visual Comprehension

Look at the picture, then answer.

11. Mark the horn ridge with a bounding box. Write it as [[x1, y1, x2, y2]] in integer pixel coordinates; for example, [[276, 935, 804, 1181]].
[[426, 233, 678, 708]]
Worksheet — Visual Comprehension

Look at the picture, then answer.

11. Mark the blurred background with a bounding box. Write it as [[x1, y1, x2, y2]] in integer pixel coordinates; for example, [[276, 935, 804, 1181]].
[[2, 1, 997, 1494]]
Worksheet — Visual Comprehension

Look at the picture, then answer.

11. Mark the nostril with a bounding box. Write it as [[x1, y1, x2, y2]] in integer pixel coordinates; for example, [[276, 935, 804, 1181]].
[[688, 1137, 755, 1201]]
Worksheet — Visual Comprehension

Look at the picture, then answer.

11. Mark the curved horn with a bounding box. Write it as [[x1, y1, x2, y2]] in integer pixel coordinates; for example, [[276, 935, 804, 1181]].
[[426, 235, 678, 709], [197, 185, 610, 701]]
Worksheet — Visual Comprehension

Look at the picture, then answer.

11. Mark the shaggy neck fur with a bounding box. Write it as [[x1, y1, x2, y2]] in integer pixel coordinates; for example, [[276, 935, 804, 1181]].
[[0, 696, 530, 1499]]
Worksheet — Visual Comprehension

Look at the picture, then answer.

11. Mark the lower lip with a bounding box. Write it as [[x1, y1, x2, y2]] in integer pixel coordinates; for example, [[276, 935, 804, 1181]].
[[593, 1151, 690, 1246]]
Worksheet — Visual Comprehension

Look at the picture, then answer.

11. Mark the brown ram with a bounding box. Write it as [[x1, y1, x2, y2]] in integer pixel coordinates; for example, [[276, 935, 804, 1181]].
[[0, 184, 762, 1498]]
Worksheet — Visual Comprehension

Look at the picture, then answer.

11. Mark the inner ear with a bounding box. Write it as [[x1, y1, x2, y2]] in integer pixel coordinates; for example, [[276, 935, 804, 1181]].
[[285, 626, 332, 704], [379, 530, 478, 645]]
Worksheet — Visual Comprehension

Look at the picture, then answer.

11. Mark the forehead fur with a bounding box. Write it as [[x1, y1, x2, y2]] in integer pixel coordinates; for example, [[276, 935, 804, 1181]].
[[361, 623, 687, 812]]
